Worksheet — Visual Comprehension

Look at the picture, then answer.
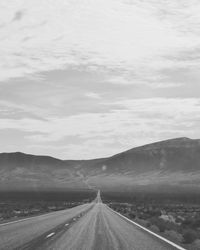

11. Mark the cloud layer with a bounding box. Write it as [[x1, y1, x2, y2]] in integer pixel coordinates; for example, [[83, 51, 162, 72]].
[[1, 0, 200, 83], [1, 1, 200, 158], [1, 98, 200, 159]]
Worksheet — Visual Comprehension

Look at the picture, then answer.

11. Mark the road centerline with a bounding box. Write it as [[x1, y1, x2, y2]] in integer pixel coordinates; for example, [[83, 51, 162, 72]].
[[46, 232, 55, 238]]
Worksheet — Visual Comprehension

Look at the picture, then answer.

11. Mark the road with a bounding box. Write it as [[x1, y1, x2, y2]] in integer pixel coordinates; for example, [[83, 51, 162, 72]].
[[0, 191, 185, 250]]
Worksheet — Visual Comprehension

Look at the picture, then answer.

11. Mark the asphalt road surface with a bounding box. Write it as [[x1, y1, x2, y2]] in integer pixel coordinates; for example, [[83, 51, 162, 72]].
[[0, 191, 184, 250]]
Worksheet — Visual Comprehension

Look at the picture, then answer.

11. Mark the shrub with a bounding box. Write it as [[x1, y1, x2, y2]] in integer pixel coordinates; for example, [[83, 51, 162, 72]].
[[142, 219, 148, 227], [164, 230, 183, 243], [146, 221, 151, 228], [193, 239, 200, 249], [193, 219, 200, 229], [129, 212, 136, 219], [157, 221, 167, 233], [182, 218, 194, 227], [149, 217, 167, 232], [182, 230, 197, 244], [150, 225, 159, 233]]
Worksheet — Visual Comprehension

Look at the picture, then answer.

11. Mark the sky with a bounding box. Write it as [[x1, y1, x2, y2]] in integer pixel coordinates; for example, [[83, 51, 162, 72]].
[[1, 0, 200, 159]]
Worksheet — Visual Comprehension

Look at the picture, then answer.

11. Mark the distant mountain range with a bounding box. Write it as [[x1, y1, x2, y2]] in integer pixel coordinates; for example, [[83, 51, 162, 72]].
[[1, 137, 200, 193]]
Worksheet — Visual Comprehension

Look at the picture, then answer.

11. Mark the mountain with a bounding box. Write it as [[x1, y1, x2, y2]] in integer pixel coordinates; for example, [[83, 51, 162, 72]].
[[0, 152, 85, 191], [79, 137, 200, 193], [1, 137, 200, 193]]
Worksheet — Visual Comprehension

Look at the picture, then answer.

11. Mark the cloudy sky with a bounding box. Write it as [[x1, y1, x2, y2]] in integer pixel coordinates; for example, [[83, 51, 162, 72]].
[[1, 0, 200, 159]]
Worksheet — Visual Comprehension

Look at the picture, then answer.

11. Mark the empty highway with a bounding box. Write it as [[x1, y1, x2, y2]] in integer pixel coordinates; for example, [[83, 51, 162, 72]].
[[0, 191, 185, 250]]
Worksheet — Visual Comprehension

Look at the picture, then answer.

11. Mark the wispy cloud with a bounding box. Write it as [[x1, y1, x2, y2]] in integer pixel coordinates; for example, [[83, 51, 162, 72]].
[[1, 0, 200, 83], [85, 92, 101, 99], [0, 98, 200, 158]]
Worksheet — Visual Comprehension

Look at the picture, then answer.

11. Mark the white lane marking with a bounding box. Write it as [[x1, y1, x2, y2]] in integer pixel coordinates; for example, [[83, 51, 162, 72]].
[[107, 206, 186, 250], [46, 232, 55, 238], [65, 223, 69, 226]]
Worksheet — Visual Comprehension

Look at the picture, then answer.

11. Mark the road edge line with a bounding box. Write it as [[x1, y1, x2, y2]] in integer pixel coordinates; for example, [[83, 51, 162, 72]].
[[0, 209, 69, 227], [0, 216, 42, 227], [0, 203, 91, 227], [107, 205, 186, 250]]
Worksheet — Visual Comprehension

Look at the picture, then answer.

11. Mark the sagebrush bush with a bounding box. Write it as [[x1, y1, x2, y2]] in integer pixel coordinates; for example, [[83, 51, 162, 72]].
[[193, 239, 200, 249], [164, 230, 183, 243], [149, 225, 159, 233], [182, 230, 197, 244]]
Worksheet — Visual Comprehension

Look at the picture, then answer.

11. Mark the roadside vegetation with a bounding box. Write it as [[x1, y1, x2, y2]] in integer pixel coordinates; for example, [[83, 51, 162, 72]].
[[103, 192, 200, 250], [0, 191, 95, 223]]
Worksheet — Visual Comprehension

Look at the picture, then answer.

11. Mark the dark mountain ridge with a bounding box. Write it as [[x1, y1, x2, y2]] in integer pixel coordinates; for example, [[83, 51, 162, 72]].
[[0, 137, 200, 193]]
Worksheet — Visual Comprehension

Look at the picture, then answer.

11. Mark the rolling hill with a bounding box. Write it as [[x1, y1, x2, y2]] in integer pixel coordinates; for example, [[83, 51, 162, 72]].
[[0, 137, 200, 193]]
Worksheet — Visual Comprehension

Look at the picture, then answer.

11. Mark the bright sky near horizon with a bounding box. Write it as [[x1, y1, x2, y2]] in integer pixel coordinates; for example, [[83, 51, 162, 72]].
[[1, 0, 200, 159]]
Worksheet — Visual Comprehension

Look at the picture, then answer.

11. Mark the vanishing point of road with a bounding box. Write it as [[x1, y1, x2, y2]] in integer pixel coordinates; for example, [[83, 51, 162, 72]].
[[0, 191, 185, 250]]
